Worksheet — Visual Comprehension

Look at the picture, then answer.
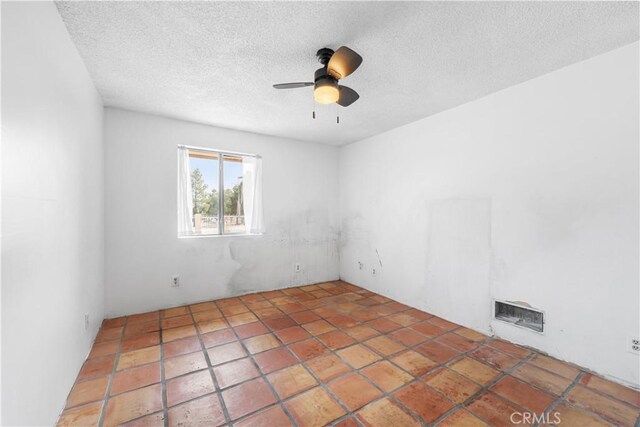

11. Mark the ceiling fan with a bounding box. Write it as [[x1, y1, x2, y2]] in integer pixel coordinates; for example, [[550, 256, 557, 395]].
[[273, 46, 362, 107]]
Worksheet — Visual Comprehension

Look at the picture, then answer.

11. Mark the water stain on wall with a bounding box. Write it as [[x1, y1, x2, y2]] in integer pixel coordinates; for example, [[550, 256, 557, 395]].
[[228, 208, 339, 296], [425, 197, 492, 332]]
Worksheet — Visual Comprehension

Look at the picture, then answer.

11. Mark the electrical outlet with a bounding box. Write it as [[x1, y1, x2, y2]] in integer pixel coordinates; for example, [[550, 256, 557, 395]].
[[295, 263, 301, 273], [84, 314, 90, 331], [372, 268, 376, 276], [628, 336, 640, 354], [172, 275, 180, 287], [358, 262, 363, 270]]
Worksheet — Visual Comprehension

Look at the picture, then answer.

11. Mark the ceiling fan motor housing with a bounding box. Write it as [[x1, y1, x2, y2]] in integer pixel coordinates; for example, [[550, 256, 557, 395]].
[[316, 48, 335, 66], [314, 67, 338, 86]]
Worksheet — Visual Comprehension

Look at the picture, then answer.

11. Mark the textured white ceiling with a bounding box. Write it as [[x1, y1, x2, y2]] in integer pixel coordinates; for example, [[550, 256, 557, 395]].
[[56, 1, 638, 145]]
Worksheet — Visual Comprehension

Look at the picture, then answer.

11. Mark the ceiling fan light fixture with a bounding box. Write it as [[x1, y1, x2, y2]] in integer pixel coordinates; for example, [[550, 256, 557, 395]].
[[314, 80, 339, 104], [273, 46, 361, 108]]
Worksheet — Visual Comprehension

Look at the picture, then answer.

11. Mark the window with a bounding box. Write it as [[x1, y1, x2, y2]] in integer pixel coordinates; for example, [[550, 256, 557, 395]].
[[177, 146, 264, 237]]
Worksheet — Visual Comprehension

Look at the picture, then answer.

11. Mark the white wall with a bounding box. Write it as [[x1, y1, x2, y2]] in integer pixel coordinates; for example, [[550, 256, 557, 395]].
[[1, 2, 105, 425], [339, 42, 639, 387], [104, 108, 339, 317], [1, 9, 635, 427]]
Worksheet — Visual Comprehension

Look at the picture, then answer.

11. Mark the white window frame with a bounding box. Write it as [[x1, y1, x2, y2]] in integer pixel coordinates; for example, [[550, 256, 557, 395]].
[[178, 144, 261, 237]]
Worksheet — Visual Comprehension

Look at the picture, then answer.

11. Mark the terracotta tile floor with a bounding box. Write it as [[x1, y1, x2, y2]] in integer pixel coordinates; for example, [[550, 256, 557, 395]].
[[58, 281, 640, 426]]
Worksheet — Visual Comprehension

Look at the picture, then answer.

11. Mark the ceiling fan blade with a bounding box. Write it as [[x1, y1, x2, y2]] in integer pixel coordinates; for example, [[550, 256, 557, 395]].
[[273, 82, 313, 89], [337, 86, 359, 107], [327, 46, 363, 79]]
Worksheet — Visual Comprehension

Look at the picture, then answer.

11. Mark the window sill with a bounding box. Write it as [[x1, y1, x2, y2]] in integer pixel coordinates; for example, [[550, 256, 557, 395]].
[[178, 232, 264, 239]]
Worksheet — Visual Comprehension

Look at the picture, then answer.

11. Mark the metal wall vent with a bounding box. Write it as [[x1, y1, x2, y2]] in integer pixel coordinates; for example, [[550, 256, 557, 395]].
[[494, 300, 544, 333]]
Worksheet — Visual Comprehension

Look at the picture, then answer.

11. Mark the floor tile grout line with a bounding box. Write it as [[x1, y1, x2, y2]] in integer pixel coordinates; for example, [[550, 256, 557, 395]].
[[265, 307, 558, 427], [236, 291, 370, 416], [106, 315, 166, 427], [221, 312, 300, 427], [533, 371, 584, 427], [213, 285, 494, 426], [423, 347, 509, 425], [266, 318, 363, 424], [431, 348, 537, 426], [185, 305, 234, 426], [87, 282, 639, 427], [214, 283, 372, 425], [94, 319, 487, 383], [112, 319, 626, 427], [223, 330, 357, 426], [319, 327, 433, 424], [559, 398, 637, 427], [158, 314, 169, 427], [553, 372, 640, 412], [587, 384, 640, 411], [135, 300, 502, 422], [537, 370, 640, 427], [124, 307, 542, 394], [317, 332, 504, 426], [246, 287, 455, 426], [368, 327, 613, 425], [97, 317, 128, 427], [320, 342, 431, 426], [68, 285, 464, 425], [122, 285, 501, 425], [435, 343, 622, 427], [314, 303, 640, 424], [466, 355, 594, 413], [119, 393, 217, 427]]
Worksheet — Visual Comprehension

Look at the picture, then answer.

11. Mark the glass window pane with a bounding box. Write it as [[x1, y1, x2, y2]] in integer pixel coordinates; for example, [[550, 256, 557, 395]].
[[189, 151, 219, 235], [223, 154, 245, 234]]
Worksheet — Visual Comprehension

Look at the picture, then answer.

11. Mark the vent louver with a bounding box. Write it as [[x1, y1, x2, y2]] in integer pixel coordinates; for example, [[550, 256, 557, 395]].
[[495, 300, 544, 333]]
